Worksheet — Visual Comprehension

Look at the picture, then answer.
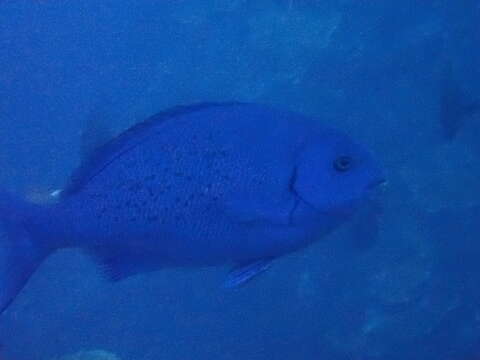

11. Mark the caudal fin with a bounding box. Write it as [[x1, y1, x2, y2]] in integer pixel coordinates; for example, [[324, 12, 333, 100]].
[[0, 190, 52, 315]]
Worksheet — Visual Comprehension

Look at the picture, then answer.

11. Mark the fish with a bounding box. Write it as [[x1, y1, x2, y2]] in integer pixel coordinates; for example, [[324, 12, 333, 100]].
[[0, 102, 384, 314], [440, 62, 480, 140]]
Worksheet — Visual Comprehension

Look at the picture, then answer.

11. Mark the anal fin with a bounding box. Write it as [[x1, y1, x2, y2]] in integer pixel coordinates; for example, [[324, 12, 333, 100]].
[[87, 248, 161, 282], [224, 258, 274, 288]]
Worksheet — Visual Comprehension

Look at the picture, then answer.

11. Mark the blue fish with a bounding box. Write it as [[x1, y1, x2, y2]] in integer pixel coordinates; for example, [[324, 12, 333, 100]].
[[0, 102, 384, 313]]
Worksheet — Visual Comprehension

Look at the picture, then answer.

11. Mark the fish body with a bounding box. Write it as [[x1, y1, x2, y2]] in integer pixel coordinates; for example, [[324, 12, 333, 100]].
[[0, 102, 383, 312]]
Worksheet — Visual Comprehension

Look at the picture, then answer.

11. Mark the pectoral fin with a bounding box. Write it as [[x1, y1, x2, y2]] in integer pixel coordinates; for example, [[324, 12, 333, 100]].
[[224, 258, 274, 288]]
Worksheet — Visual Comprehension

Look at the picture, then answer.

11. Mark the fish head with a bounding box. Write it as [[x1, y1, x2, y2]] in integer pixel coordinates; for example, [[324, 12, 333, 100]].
[[294, 128, 385, 219]]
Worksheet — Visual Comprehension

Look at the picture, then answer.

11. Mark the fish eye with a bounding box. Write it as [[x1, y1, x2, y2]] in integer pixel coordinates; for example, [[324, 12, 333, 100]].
[[333, 156, 353, 172]]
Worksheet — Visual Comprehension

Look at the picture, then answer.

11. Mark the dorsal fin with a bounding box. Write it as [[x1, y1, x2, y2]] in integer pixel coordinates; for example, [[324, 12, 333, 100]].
[[64, 102, 241, 196]]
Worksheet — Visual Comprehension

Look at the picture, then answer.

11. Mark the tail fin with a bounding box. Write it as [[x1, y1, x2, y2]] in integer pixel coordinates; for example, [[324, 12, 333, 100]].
[[0, 190, 52, 315]]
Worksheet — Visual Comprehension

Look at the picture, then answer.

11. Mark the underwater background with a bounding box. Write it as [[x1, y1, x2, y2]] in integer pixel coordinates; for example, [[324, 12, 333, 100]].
[[0, 0, 479, 359]]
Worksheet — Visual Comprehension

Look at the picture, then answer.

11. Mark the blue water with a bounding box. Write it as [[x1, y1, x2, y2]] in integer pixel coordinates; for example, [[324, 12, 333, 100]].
[[1, 1, 479, 359]]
